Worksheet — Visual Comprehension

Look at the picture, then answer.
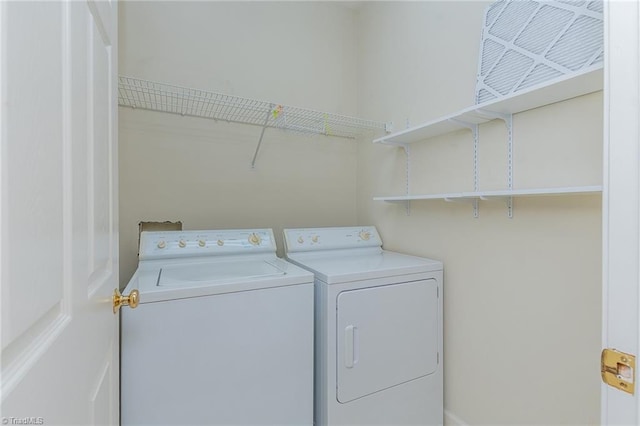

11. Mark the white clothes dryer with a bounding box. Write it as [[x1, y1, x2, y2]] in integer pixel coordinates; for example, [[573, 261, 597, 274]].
[[121, 229, 314, 425], [284, 226, 443, 426]]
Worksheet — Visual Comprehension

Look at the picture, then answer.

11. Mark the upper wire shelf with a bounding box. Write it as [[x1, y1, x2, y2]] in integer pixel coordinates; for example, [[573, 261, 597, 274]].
[[118, 76, 388, 139]]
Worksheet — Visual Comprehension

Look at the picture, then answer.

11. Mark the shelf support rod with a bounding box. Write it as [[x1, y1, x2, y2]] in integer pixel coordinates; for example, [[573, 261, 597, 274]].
[[448, 118, 479, 218], [251, 106, 274, 169], [475, 109, 514, 218]]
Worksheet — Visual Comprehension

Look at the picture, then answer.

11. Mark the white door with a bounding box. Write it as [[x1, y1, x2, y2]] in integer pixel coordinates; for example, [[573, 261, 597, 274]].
[[1, 1, 119, 424], [602, 0, 640, 424], [336, 280, 438, 403]]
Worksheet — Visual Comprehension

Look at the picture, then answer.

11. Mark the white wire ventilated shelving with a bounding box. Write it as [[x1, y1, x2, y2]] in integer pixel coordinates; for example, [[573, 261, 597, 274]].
[[118, 76, 389, 167]]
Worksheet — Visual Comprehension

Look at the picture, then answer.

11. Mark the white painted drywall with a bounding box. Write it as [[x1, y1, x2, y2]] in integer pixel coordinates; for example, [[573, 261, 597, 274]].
[[118, 2, 363, 285], [355, 2, 601, 425], [119, 1, 603, 423]]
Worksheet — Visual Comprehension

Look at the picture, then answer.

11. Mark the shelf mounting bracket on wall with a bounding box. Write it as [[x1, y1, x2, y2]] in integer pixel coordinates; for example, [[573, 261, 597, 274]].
[[448, 118, 480, 218], [476, 109, 514, 217], [444, 196, 480, 205], [403, 143, 411, 216]]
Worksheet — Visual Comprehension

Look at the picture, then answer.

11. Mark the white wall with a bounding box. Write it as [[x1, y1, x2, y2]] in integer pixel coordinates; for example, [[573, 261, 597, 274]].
[[118, 1, 362, 285], [119, 1, 603, 423], [355, 2, 602, 425]]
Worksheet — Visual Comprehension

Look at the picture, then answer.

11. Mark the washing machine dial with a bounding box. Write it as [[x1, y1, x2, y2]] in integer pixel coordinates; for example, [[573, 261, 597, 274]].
[[157, 240, 166, 249], [311, 235, 319, 243], [198, 239, 206, 247], [217, 239, 224, 246], [248, 233, 261, 246], [178, 239, 187, 248], [359, 230, 371, 241], [297, 236, 304, 244]]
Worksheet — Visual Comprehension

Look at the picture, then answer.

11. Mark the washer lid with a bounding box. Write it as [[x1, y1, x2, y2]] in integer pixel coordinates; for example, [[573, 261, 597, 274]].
[[286, 249, 442, 284], [157, 260, 285, 286], [124, 257, 313, 303]]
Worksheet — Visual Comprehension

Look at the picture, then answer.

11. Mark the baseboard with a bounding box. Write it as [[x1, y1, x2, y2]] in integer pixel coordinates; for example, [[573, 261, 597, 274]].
[[444, 409, 470, 426]]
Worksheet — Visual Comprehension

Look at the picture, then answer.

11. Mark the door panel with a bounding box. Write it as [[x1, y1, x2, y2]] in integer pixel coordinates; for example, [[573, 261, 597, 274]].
[[336, 279, 438, 403], [1, 1, 119, 424], [89, 345, 116, 425], [87, 2, 115, 295], [0, 0, 69, 386]]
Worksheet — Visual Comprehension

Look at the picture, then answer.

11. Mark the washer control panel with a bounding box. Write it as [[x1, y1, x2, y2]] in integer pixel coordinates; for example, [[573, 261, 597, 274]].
[[283, 226, 381, 253], [140, 229, 276, 260]]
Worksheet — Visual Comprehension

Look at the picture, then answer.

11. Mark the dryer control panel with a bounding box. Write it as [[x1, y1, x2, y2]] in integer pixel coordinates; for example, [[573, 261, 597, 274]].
[[139, 229, 276, 260], [283, 226, 381, 253]]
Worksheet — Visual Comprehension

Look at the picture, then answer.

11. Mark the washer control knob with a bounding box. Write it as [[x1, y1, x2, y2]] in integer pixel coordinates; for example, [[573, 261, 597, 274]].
[[178, 239, 187, 248], [217, 239, 224, 246], [359, 230, 371, 241], [198, 239, 206, 247], [157, 240, 166, 249], [297, 236, 304, 244], [248, 233, 261, 246], [312, 235, 319, 243]]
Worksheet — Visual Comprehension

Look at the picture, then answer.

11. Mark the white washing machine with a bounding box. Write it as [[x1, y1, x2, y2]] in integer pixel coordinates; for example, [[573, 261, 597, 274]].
[[121, 229, 314, 425], [283, 226, 443, 426]]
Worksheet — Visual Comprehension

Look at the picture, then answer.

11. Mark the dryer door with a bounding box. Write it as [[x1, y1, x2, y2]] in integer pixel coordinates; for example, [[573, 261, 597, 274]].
[[336, 279, 438, 403]]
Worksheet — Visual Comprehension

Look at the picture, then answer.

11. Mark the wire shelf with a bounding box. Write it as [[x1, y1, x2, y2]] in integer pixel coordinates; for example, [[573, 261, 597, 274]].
[[118, 76, 387, 139]]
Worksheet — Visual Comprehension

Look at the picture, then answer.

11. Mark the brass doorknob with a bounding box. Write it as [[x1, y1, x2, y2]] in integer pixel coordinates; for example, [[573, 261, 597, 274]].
[[113, 288, 139, 314]]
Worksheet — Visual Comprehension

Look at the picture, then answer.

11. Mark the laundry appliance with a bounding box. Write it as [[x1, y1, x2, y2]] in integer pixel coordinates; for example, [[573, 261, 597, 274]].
[[121, 229, 314, 425], [284, 226, 443, 425]]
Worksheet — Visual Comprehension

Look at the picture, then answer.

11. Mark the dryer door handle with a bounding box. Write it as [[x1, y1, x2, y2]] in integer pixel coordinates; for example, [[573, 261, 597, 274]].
[[344, 325, 358, 368]]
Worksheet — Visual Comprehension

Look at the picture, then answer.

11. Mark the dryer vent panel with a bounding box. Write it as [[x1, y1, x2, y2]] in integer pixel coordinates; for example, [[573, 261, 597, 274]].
[[476, 0, 603, 104]]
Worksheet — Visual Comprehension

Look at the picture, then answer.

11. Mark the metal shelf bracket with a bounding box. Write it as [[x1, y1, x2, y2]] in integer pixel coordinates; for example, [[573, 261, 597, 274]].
[[403, 144, 411, 216], [448, 118, 480, 218], [444, 196, 480, 217], [475, 109, 514, 218], [385, 122, 394, 133]]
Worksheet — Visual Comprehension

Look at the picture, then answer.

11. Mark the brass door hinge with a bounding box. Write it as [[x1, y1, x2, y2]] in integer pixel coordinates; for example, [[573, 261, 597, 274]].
[[601, 348, 635, 395]]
